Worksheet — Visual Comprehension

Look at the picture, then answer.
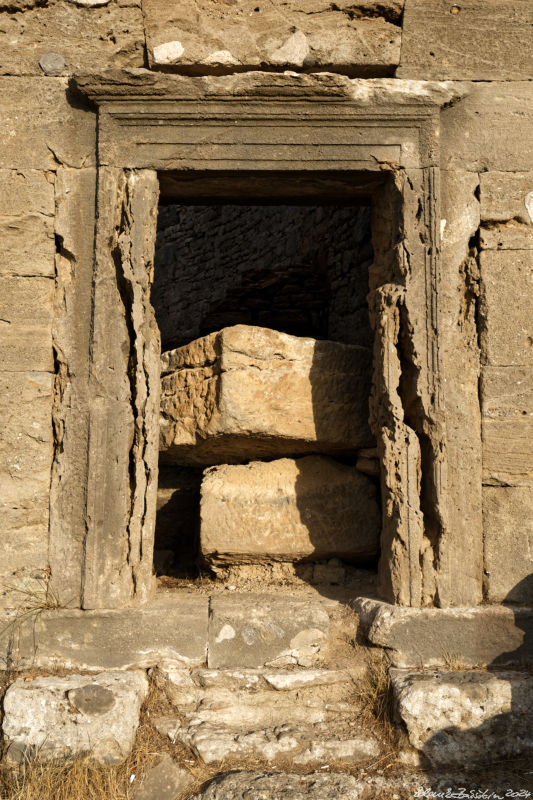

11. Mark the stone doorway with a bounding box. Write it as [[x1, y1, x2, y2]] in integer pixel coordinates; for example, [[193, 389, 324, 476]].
[[150, 173, 380, 583], [50, 72, 481, 611]]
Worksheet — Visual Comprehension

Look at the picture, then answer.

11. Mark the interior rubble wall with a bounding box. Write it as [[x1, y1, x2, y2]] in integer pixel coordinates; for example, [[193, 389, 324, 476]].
[[0, 0, 532, 609]]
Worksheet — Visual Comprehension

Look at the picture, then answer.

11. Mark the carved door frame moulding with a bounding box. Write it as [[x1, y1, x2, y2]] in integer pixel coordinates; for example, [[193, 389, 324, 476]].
[[62, 69, 480, 609]]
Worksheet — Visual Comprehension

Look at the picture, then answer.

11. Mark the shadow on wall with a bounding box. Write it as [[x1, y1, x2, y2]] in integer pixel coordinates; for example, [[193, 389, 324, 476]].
[[417, 574, 533, 791]]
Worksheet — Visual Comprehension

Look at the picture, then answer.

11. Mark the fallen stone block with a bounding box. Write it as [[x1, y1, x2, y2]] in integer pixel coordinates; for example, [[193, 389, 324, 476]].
[[200, 456, 380, 566], [133, 754, 194, 800], [189, 770, 367, 800], [160, 325, 374, 465], [208, 594, 330, 669], [2, 671, 148, 765], [391, 668, 533, 767], [354, 598, 533, 668]]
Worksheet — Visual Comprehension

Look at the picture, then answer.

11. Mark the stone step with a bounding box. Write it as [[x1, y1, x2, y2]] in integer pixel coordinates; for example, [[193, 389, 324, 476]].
[[0, 591, 334, 673], [153, 665, 380, 766], [391, 667, 533, 768]]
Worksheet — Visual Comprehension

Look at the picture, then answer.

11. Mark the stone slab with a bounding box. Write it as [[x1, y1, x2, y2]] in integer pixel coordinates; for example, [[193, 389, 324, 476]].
[[201, 457, 380, 566], [160, 325, 374, 465], [354, 598, 533, 668], [208, 594, 330, 669], [0, 276, 54, 371], [483, 487, 533, 604], [2, 670, 148, 765], [481, 366, 533, 485], [479, 251, 533, 367], [480, 221, 533, 251], [0, 0, 144, 75], [133, 754, 194, 800], [399, 0, 533, 81], [391, 668, 533, 767], [441, 83, 533, 172], [0, 593, 209, 670], [143, 0, 401, 73], [479, 171, 533, 224], [0, 77, 95, 170]]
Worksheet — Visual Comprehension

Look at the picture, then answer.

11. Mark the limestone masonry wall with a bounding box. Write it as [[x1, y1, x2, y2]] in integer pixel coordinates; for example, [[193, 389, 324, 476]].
[[0, 0, 532, 608]]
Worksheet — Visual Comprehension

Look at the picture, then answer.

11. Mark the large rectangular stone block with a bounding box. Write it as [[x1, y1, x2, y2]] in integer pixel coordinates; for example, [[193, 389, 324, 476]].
[[399, 0, 533, 81], [0, 78, 95, 170], [160, 325, 374, 465], [0, 0, 144, 76], [479, 251, 533, 367], [0, 276, 54, 371], [200, 456, 380, 566], [0, 170, 55, 278], [483, 486, 533, 604], [481, 366, 533, 486], [143, 0, 401, 73]]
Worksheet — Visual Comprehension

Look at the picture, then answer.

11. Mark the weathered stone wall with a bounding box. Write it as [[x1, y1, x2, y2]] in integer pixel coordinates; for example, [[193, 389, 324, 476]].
[[153, 204, 373, 351], [1, 0, 532, 608]]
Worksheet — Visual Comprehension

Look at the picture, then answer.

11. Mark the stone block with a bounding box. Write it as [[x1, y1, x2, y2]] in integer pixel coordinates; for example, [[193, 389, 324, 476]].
[[208, 594, 330, 669], [354, 598, 533, 668], [190, 771, 365, 800], [479, 251, 533, 367], [391, 669, 533, 767], [480, 221, 533, 251], [160, 325, 374, 465], [479, 171, 533, 224], [441, 83, 533, 172], [2, 671, 148, 765], [0, 0, 144, 75], [0, 77, 95, 170], [143, 0, 401, 73], [0, 277, 54, 371], [200, 456, 380, 566], [0, 169, 55, 278], [133, 755, 194, 800], [0, 593, 209, 670], [481, 366, 533, 486], [399, 0, 533, 80], [483, 487, 533, 604]]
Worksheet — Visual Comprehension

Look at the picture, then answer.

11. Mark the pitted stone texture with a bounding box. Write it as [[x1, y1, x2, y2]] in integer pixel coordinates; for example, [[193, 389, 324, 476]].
[[0, 277, 54, 372], [200, 457, 380, 565], [391, 669, 533, 767], [0, 594, 208, 670], [160, 325, 373, 466], [483, 487, 533, 604], [144, 0, 402, 72], [208, 594, 330, 669], [2, 671, 148, 765], [0, 1, 144, 75], [355, 598, 533, 668], [153, 665, 378, 766], [190, 771, 364, 800], [133, 754, 194, 800]]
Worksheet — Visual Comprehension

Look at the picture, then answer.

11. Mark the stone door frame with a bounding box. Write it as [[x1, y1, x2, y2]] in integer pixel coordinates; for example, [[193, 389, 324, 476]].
[[58, 70, 481, 609]]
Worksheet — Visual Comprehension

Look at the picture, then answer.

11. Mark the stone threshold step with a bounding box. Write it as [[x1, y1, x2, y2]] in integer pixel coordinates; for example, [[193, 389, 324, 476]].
[[0, 591, 332, 672], [355, 597, 533, 667]]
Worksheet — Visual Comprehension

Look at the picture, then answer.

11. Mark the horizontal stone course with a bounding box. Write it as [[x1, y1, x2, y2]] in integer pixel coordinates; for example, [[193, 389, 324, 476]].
[[143, 0, 401, 72]]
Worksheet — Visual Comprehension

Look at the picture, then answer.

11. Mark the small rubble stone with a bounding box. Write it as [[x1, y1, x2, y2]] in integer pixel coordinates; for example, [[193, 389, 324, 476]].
[[200, 457, 380, 566], [133, 754, 194, 800], [391, 668, 533, 767], [38, 53, 65, 76], [2, 671, 148, 765], [160, 325, 374, 465]]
